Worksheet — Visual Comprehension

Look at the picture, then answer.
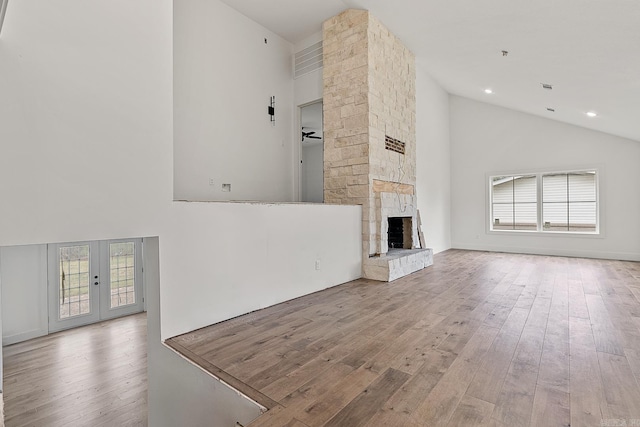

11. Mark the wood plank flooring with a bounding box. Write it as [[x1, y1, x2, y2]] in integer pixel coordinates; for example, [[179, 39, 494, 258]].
[[167, 250, 640, 427], [3, 313, 147, 427]]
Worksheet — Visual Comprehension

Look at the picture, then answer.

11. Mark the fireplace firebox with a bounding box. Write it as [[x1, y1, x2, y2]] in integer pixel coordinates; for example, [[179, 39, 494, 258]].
[[387, 217, 412, 250]]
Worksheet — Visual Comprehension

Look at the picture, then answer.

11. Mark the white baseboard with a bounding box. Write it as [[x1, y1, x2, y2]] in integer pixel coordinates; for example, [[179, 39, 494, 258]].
[[451, 242, 640, 262], [2, 328, 48, 346]]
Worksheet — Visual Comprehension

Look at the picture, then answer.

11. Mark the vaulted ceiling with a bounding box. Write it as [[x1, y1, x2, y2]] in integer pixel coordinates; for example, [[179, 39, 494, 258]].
[[222, 0, 640, 142]]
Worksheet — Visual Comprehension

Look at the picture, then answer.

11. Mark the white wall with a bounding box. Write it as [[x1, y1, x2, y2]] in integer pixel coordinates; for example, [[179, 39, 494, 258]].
[[0, 0, 173, 247], [160, 202, 362, 339], [293, 31, 324, 201], [0, 245, 48, 345], [294, 31, 324, 108], [450, 96, 640, 260], [173, 0, 295, 202], [416, 68, 452, 254], [302, 143, 324, 203]]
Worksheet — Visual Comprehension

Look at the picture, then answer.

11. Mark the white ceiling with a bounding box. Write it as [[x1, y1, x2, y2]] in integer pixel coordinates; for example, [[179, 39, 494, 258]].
[[221, 0, 640, 142]]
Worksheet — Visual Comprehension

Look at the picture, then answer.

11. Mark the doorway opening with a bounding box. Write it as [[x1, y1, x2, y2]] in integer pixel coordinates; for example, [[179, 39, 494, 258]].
[[48, 238, 144, 333], [300, 101, 324, 203]]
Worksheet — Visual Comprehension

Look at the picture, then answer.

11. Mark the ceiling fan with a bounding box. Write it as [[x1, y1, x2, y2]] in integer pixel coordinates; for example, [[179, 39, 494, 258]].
[[302, 129, 322, 142]]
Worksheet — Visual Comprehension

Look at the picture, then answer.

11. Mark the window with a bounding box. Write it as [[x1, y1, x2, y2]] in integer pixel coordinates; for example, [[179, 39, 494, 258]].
[[542, 172, 597, 232], [491, 175, 537, 230], [490, 170, 598, 234]]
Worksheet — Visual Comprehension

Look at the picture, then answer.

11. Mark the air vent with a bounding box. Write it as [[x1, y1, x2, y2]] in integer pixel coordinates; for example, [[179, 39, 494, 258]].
[[385, 136, 405, 155], [294, 41, 323, 79]]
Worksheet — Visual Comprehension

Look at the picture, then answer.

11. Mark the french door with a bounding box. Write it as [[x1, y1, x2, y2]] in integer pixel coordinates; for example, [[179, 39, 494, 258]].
[[48, 238, 143, 333]]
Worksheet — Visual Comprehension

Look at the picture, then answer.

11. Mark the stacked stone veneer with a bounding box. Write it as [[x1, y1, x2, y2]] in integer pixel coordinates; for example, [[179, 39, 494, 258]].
[[323, 9, 431, 281]]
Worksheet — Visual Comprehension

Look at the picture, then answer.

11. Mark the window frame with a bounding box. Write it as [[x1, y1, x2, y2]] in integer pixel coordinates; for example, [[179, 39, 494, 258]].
[[487, 167, 601, 237]]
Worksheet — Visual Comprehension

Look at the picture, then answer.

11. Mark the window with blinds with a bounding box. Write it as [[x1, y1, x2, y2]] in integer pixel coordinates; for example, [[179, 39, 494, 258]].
[[542, 172, 597, 232], [491, 175, 537, 230], [489, 170, 598, 234]]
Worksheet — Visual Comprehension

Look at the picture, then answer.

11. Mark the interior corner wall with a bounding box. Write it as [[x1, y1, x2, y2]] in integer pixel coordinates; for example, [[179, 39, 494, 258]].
[[450, 95, 640, 260], [173, 0, 295, 202], [415, 68, 451, 254], [145, 237, 263, 427], [160, 202, 362, 340], [0, 245, 48, 345]]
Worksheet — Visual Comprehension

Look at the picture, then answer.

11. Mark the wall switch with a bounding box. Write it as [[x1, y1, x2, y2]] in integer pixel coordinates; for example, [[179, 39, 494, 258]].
[[315, 260, 321, 270], [222, 183, 231, 192], [209, 178, 215, 186]]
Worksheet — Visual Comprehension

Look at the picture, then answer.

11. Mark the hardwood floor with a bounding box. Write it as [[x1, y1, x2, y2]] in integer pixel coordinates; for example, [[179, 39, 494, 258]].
[[3, 313, 147, 427], [167, 250, 640, 427]]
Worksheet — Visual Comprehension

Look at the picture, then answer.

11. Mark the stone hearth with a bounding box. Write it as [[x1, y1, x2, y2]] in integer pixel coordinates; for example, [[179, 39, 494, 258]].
[[364, 248, 433, 282]]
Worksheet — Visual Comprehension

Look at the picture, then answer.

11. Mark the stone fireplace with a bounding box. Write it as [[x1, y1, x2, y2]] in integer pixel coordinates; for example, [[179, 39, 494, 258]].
[[322, 9, 433, 281]]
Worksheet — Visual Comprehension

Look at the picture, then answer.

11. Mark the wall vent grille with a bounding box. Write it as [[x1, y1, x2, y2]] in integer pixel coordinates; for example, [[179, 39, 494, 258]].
[[294, 41, 323, 79], [385, 136, 406, 155]]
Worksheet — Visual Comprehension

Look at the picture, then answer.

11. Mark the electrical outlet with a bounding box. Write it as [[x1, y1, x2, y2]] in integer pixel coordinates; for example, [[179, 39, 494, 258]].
[[315, 260, 321, 270], [209, 178, 215, 186]]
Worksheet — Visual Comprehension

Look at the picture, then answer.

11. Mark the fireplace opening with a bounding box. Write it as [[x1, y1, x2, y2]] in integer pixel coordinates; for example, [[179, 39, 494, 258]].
[[387, 217, 412, 250]]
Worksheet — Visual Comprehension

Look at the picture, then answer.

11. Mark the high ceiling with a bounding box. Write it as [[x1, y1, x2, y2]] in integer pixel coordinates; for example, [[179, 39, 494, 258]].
[[221, 0, 640, 142]]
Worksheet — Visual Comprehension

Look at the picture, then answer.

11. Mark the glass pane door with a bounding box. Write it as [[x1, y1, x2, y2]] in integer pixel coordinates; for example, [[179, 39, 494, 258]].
[[109, 242, 136, 308], [59, 244, 91, 318], [99, 239, 144, 320], [49, 242, 100, 332], [48, 238, 144, 332]]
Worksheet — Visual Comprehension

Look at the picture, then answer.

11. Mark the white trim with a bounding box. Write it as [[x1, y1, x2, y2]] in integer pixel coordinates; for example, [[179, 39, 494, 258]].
[[2, 328, 47, 346], [0, 0, 8, 35], [452, 242, 640, 262], [488, 229, 604, 239], [161, 341, 268, 413]]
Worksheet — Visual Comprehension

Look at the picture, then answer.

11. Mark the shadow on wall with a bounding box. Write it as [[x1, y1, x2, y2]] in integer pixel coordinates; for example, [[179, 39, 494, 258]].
[[0, 0, 8, 35]]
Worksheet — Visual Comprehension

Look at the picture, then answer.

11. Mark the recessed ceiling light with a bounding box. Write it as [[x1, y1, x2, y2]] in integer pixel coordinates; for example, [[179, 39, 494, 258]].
[[484, 88, 493, 94], [586, 111, 597, 117]]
